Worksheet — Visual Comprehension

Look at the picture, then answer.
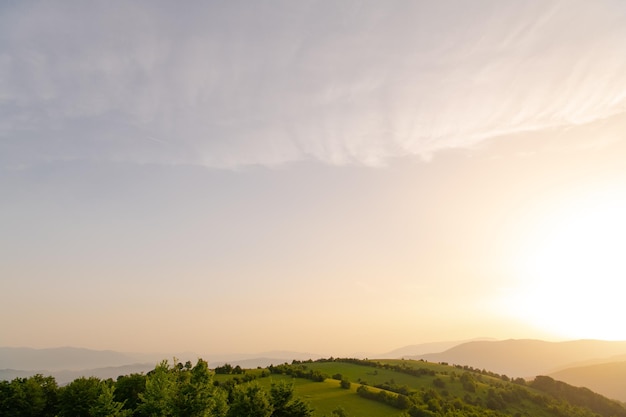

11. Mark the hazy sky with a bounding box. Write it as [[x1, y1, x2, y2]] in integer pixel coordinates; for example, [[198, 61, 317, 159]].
[[2, 1, 626, 357]]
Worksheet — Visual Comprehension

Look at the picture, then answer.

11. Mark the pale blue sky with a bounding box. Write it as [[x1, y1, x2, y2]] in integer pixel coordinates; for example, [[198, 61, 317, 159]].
[[2, 1, 626, 356]]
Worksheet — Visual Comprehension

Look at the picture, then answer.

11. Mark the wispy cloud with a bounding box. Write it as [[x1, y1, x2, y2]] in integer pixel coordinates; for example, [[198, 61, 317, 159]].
[[2, 1, 625, 168]]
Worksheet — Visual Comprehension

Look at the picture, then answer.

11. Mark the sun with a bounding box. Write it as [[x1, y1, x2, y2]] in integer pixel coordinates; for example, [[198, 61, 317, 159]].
[[507, 186, 626, 340]]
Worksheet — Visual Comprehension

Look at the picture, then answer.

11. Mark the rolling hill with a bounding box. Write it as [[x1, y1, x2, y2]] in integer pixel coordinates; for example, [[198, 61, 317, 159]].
[[413, 339, 626, 378], [549, 360, 626, 402], [217, 358, 626, 417], [379, 338, 496, 358]]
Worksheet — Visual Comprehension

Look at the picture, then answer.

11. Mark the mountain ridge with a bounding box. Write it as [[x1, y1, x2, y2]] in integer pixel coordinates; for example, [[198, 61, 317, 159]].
[[549, 360, 626, 403], [413, 338, 626, 378]]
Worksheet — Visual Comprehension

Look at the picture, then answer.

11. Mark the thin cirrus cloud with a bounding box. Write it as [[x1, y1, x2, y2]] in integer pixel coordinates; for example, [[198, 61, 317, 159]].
[[1, 1, 626, 169]]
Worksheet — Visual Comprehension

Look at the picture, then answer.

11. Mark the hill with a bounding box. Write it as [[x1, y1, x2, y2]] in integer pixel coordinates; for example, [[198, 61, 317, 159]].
[[413, 339, 626, 377], [549, 360, 626, 403], [217, 358, 626, 417], [379, 338, 496, 358], [4, 356, 626, 417]]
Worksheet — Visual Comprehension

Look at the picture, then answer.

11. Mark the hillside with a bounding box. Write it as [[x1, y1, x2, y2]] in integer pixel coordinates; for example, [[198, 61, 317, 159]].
[[4, 357, 626, 417], [549, 361, 626, 403], [414, 339, 626, 377], [217, 358, 626, 417], [379, 338, 495, 358]]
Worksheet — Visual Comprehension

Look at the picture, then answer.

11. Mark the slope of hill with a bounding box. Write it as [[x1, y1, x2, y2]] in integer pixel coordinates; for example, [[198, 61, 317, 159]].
[[413, 339, 626, 378], [380, 338, 496, 358], [549, 360, 626, 403], [220, 358, 626, 417]]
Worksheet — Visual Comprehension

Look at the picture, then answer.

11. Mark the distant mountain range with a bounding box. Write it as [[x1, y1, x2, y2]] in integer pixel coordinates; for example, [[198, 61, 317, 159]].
[[0, 346, 323, 384], [0, 346, 154, 371], [0, 363, 156, 385], [379, 337, 497, 358], [411, 339, 626, 378]]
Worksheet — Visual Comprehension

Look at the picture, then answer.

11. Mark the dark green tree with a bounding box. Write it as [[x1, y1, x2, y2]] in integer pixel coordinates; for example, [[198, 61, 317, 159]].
[[172, 358, 227, 417], [137, 361, 176, 417], [136, 358, 228, 417], [331, 406, 349, 417], [0, 375, 58, 417], [214, 364, 234, 375], [114, 373, 147, 412], [58, 376, 103, 417], [227, 383, 272, 417], [90, 383, 130, 417], [269, 381, 312, 417]]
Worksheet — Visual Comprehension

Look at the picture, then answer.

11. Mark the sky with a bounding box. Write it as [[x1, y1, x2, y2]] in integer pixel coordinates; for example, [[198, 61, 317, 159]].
[[2, 0, 626, 357]]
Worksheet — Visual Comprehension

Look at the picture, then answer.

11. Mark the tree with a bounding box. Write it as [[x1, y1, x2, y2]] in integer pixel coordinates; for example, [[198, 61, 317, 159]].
[[137, 361, 176, 417], [58, 377, 103, 417], [90, 383, 130, 417], [114, 373, 147, 412], [433, 378, 445, 389], [331, 406, 349, 417], [0, 375, 58, 417], [136, 358, 228, 417], [340, 379, 351, 389], [269, 381, 293, 412], [215, 364, 234, 375], [227, 383, 273, 417], [173, 358, 227, 417], [269, 381, 313, 417]]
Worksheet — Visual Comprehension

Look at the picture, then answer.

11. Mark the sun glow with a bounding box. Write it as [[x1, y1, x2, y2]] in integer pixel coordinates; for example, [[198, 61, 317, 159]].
[[509, 187, 626, 340]]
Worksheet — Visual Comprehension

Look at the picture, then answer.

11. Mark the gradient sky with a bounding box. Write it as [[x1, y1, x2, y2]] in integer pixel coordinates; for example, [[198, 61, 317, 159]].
[[2, 1, 626, 357]]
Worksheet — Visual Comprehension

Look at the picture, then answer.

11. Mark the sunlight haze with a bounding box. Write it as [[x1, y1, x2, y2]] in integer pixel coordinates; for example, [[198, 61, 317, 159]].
[[2, 0, 626, 357]]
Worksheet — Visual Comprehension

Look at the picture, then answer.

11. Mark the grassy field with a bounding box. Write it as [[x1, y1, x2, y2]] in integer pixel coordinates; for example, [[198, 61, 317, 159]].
[[215, 372, 404, 417]]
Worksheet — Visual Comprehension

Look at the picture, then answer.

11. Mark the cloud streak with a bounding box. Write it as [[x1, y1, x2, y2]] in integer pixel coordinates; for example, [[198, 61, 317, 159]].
[[2, 1, 626, 168]]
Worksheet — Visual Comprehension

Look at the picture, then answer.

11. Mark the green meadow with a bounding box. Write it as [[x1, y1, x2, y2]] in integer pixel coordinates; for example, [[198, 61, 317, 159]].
[[275, 377, 402, 417], [214, 372, 402, 416]]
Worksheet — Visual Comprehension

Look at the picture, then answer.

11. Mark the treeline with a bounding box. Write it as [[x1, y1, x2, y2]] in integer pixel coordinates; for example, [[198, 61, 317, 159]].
[[355, 385, 411, 410], [0, 359, 312, 417], [267, 364, 326, 382]]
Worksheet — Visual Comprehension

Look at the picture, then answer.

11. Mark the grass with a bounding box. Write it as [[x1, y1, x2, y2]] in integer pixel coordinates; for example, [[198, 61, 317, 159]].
[[289, 378, 404, 417], [215, 372, 404, 417]]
